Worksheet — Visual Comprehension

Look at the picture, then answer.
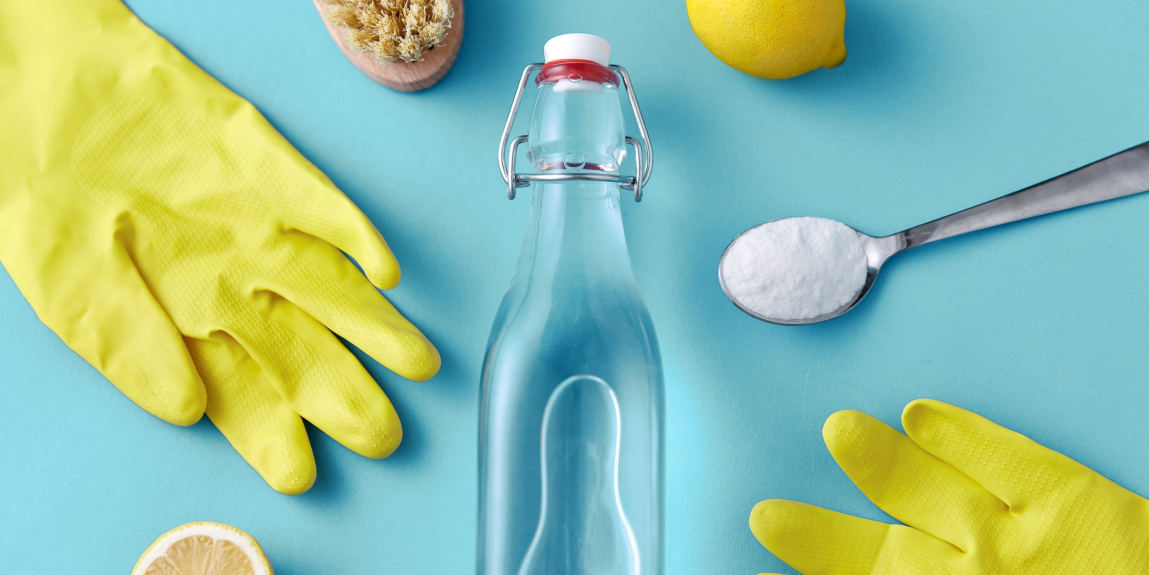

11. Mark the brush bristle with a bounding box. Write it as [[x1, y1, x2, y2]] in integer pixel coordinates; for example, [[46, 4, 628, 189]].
[[325, 0, 454, 64]]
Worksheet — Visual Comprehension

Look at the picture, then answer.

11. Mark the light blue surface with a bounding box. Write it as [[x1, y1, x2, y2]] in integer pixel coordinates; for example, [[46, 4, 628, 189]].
[[2, 0, 1149, 573]]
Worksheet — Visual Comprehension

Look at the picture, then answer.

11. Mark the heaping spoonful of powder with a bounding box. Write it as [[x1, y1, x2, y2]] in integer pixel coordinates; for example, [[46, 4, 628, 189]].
[[719, 217, 869, 322]]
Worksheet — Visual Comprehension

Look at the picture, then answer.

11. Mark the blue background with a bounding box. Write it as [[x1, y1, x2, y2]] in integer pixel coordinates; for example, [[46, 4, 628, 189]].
[[3, 0, 1149, 573]]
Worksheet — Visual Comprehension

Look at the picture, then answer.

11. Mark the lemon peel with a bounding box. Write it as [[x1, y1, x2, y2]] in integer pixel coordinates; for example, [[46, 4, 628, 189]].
[[687, 0, 847, 80]]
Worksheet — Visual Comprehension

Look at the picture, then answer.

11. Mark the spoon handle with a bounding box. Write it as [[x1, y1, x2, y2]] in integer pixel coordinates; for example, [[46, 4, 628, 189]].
[[898, 141, 1149, 249]]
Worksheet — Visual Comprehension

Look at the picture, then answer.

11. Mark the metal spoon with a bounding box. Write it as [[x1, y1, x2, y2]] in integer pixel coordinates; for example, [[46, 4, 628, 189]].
[[720, 141, 1149, 325]]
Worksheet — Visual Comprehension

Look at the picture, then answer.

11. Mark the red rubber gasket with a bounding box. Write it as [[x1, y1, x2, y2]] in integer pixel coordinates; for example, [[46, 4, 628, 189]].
[[536, 59, 619, 87]]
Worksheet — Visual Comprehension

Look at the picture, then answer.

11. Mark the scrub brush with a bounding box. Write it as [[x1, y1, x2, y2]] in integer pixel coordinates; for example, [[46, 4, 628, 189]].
[[313, 0, 464, 92]]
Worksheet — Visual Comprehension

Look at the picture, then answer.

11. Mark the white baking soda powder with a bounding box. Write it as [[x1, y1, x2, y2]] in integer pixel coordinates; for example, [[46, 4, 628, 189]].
[[720, 217, 869, 321]]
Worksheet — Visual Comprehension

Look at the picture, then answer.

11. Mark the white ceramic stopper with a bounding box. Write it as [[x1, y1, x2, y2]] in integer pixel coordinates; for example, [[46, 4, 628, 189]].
[[544, 34, 611, 66]]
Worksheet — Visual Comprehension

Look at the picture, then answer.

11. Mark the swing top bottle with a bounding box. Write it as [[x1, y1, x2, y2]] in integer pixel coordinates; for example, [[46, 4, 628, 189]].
[[477, 34, 665, 575]]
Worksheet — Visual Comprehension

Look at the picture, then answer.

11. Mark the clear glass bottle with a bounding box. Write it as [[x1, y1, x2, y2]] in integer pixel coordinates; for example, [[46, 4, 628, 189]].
[[477, 35, 664, 575]]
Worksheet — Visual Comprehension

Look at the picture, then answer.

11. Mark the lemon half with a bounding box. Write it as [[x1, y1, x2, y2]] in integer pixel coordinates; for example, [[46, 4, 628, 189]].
[[131, 522, 273, 575], [687, 0, 847, 80]]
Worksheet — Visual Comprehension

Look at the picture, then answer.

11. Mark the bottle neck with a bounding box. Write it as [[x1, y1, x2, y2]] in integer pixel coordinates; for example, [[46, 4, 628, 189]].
[[511, 65, 636, 290], [528, 68, 626, 175]]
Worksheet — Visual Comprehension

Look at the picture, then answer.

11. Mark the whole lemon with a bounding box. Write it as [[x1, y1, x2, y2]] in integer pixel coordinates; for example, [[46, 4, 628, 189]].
[[687, 0, 847, 80]]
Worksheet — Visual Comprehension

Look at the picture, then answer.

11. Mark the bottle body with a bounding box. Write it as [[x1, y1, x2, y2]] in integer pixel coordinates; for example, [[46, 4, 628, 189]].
[[478, 64, 664, 575], [477, 180, 664, 575]]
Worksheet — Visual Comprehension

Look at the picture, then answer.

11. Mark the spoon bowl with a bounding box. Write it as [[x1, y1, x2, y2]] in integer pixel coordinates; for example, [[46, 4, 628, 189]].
[[719, 220, 899, 325]]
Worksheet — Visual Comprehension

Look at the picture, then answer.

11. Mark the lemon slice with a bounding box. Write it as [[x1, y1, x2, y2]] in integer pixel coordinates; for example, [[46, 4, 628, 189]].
[[131, 522, 274, 575]]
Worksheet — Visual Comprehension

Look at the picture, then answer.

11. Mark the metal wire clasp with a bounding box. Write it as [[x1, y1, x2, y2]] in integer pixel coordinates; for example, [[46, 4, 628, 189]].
[[498, 63, 654, 202]]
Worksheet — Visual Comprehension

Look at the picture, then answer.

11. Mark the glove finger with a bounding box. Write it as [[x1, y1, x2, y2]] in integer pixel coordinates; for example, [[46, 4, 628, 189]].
[[229, 291, 403, 460], [273, 161, 403, 291], [4, 230, 205, 426], [185, 333, 316, 495], [750, 499, 963, 575], [264, 232, 440, 382], [901, 399, 1075, 508], [823, 409, 1008, 552]]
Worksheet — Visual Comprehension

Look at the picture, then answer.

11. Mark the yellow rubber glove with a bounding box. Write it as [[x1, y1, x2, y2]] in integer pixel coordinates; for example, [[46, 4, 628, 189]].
[[0, 0, 440, 494], [750, 399, 1149, 574]]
